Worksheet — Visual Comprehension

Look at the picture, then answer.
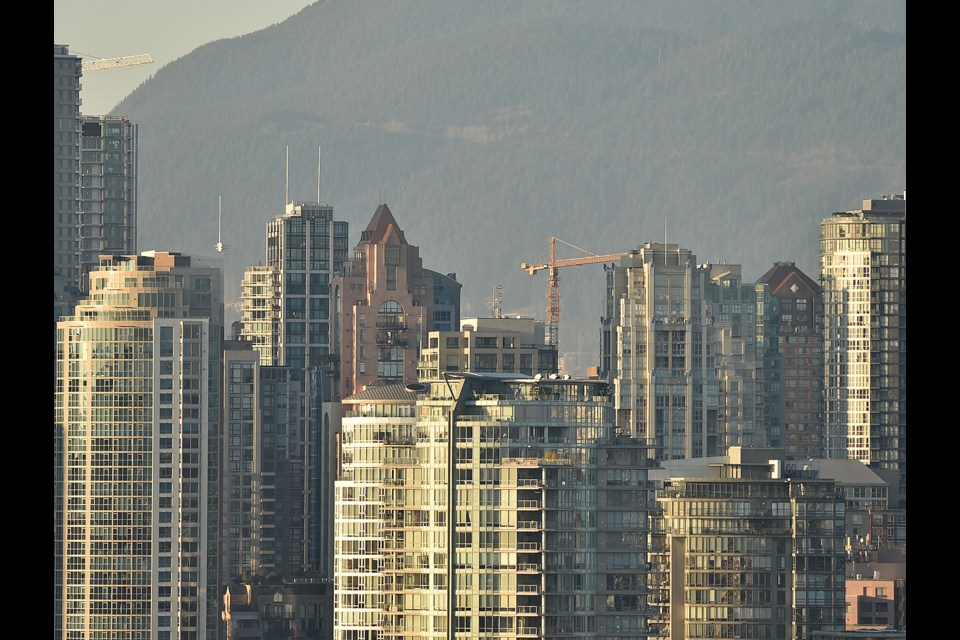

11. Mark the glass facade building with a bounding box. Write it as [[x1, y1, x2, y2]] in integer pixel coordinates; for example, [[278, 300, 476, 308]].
[[79, 116, 138, 288], [241, 201, 349, 370], [819, 194, 906, 508]]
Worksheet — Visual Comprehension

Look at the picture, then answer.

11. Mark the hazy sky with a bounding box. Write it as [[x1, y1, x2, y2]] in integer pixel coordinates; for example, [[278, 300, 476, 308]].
[[54, 0, 316, 116]]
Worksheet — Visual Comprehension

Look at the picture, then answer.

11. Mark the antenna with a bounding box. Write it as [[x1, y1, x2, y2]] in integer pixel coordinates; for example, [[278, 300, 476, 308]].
[[215, 195, 226, 253], [317, 144, 321, 203], [492, 284, 503, 319], [285, 145, 289, 206]]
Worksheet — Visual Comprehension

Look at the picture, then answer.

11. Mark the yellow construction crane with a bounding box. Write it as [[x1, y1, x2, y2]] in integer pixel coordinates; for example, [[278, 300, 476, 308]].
[[521, 237, 628, 350], [81, 54, 153, 73]]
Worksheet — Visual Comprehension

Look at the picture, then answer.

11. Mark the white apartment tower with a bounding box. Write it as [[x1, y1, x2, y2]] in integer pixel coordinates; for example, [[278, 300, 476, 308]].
[[601, 243, 721, 461], [819, 193, 906, 509], [55, 251, 223, 640]]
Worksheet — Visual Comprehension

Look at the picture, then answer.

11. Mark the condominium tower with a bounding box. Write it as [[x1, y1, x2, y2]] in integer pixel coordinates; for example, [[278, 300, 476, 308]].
[[417, 316, 558, 380], [601, 243, 720, 461], [707, 263, 764, 452], [333, 203, 461, 397], [648, 447, 847, 640], [334, 373, 652, 640], [222, 341, 323, 581], [54, 251, 223, 640], [240, 201, 349, 370], [819, 193, 906, 508], [54, 44, 83, 289], [755, 262, 823, 459], [78, 116, 139, 287]]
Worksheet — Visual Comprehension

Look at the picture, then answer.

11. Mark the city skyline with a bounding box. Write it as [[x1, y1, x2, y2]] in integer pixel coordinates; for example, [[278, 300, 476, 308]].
[[56, 2, 904, 362], [53, 5, 906, 638]]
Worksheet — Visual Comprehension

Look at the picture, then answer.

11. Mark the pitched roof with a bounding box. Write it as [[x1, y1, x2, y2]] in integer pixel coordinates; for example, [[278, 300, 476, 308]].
[[359, 203, 407, 245], [755, 262, 820, 295], [343, 382, 418, 403]]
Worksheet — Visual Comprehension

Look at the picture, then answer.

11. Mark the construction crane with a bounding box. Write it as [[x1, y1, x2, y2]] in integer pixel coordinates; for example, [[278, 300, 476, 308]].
[[521, 237, 628, 350], [81, 54, 153, 73]]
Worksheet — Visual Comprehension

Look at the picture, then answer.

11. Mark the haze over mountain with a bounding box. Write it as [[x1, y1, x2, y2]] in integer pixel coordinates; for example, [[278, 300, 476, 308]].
[[111, 0, 906, 370]]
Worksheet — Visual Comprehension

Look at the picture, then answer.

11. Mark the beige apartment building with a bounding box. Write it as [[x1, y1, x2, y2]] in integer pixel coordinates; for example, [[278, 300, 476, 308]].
[[334, 373, 652, 640], [55, 251, 223, 640], [417, 316, 557, 380]]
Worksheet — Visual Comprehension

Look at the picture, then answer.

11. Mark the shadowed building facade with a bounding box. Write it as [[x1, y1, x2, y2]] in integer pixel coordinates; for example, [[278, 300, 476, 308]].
[[78, 116, 138, 287], [54, 44, 83, 290], [648, 448, 847, 640], [755, 262, 823, 459]]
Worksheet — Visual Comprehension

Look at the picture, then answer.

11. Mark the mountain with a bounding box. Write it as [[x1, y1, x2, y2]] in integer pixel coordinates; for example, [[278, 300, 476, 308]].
[[112, 0, 906, 370]]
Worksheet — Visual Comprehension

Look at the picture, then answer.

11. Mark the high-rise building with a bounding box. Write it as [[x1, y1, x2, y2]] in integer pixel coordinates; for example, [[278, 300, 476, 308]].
[[222, 341, 324, 581], [648, 447, 847, 640], [600, 243, 721, 461], [755, 262, 824, 459], [78, 116, 139, 286], [707, 263, 764, 451], [332, 203, 461, 397], [54, 44, 83, 289], [54, 251, 223, 640], [223, 580, 332, 640], [334, 373, 651, 640], [240, 201, 349, 370], [417, 315, 558, 380], [819, 193, 906, 508]]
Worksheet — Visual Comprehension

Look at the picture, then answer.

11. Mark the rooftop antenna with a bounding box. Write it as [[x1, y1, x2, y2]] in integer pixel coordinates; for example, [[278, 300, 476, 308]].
[[215, 195, 224, 253], [317, 144, 321, 203], [285, 145, 289, 206]]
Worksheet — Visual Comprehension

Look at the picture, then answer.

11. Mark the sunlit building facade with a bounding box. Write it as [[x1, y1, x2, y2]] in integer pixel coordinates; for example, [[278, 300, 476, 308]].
[[54, 251, 223, 640], [417, 316, 557, 380], [601, 243, 720, 461], [334, 373, 651, 640], [333, 203, 460, 397], [819, 193, 906, 508]]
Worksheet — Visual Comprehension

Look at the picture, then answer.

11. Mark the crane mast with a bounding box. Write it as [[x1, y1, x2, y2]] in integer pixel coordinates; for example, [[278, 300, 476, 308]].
[[521, 236, 627, 350]]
